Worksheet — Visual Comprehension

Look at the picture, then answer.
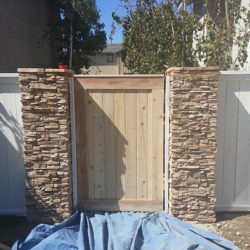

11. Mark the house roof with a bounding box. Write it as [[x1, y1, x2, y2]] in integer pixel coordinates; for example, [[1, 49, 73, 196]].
[[102, 44, 122, 54]]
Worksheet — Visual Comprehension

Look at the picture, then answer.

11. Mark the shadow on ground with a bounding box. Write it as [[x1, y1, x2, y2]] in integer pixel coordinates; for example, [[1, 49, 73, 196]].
[[0, 216, 36, 247]]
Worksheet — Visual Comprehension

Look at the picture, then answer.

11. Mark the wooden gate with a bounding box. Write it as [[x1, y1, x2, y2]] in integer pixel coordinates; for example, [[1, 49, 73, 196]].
[[74, 76, 164, 211]]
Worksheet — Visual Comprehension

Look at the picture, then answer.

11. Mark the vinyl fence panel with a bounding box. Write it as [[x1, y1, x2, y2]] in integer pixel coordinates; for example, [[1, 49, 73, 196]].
[[0, 74, 26, 215], [216, 72, 250, 211]]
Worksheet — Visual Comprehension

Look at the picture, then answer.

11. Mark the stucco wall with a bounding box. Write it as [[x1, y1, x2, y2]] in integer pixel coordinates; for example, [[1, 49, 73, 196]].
[[0, 0, 56, 73]]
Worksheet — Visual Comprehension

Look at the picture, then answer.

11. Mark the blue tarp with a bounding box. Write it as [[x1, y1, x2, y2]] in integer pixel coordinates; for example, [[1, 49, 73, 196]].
[[12, 211, 239, 250]]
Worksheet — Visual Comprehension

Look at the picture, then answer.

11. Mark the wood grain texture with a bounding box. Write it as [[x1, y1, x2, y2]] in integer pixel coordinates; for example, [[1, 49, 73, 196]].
[[137, 91, 149, 200], [75, 84, 88, 200], [79, 199, 163, 211], [125, 92, 137, 200], [92, 92, 105, 199], [103, 92, 116, 199], [114, 92, 126, 199], [75, 76, 164, 90], [75, 76, 164, 211], [86, 91, 95, 199], [151, 89, 164, 200]]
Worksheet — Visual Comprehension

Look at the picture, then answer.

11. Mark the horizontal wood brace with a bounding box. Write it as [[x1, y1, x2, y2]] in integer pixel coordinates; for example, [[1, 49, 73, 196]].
[[74, 77, 164, 90], [78, 200, 163, 212]]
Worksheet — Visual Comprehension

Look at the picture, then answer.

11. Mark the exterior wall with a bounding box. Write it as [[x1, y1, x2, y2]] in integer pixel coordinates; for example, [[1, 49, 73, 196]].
[[18, 68, 73, 223], [0, 1, 56, 73], [88, 54, 127, 75], [168, 67, 219, 223]]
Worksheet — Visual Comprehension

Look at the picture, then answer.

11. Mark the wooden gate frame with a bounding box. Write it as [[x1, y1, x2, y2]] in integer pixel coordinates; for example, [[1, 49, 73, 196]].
[[70, 75, 168, 212]]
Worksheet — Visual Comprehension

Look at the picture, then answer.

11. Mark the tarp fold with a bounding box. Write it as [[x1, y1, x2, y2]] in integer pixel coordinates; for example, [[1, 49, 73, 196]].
[[12, 211, 239, 250]]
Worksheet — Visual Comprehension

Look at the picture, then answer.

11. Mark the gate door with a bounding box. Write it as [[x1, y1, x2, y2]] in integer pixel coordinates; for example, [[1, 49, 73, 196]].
[[74, 76, 164, 211]]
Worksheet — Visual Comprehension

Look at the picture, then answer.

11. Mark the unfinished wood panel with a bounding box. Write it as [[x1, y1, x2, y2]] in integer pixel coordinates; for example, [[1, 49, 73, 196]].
[[85, 91, 95, 199], [75, 85, 88, 201], [151, 89, 164, 200], [75, 76, 163, 90], [103, 92, 116, 199], [92, 92, 105, 199], [147, 92, 153, 200], [78, 200, 162, 212], [125, 92, 137, 200], [75, 76, 164, 211], [137, 91, 149, 200], [114, 92, 126, 199]]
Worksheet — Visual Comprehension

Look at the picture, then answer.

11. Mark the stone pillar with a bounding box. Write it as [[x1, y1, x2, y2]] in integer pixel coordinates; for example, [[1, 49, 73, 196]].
[[18, 68, 73, 223], [167, 67, 219, 223]]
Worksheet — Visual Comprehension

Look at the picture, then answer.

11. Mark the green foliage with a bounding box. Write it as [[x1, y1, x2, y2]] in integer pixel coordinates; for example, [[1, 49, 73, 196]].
[[113, 0, 200, 74], [196, 0, 250, 70], [113, 0, 250, 72], [53, 0, 106, 72]]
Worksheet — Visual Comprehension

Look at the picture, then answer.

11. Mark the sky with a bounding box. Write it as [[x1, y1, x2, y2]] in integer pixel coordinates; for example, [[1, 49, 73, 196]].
[[96, 0, 126, 44], [96, 0, 168, 44]]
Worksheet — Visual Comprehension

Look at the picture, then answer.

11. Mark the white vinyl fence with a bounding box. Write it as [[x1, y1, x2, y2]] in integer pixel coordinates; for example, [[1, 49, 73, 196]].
[[216, 72, 250, 211], [0, 74, 26, 215]]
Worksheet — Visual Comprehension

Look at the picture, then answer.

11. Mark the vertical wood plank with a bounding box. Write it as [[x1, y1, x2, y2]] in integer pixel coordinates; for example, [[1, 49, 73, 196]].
[[151, 89, 164, 201], [70, 79, 78, 208], [114, 92, 126, 199], [147, 91, 153, 200], [75, 85, 89, 201], [91, 92, 105, 199], [75, 76, 165, 211], [216, 80, 227, 206], [137, 91, 148, 200], [235, 80, 250, 205], [85, 91, 95, 199], [222, 81, 240, 205], [125, 92, 137, 199], [103, 91, 116, 199]]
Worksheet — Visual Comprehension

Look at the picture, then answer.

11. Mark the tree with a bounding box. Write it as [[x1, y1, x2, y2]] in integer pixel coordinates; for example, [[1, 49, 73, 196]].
[[113, 0, 250, 72], [196, 0, 250, 70], [113, 0, 200, 74], [53, 0, 106, 72]]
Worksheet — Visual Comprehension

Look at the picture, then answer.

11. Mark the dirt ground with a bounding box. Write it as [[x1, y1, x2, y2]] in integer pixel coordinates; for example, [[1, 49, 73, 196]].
[[0, 212, 250, 249], [212, 212, 250, 249]]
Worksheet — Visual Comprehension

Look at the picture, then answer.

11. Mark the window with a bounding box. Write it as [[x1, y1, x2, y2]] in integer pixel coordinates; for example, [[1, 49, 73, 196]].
[[107, 54, 114, 63]]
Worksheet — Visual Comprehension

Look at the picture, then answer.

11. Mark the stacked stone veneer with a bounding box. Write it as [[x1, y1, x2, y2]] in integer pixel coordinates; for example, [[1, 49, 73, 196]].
[[168, 67, 219, 223], [18, 68, 73, 223]]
